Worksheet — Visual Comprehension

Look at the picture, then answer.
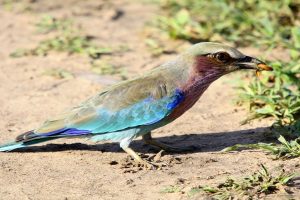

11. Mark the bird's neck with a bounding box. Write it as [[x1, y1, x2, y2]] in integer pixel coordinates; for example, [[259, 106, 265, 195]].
[[181, 70, 223, 104], [167, 61, 224, 121], [181, 62, 224, 96]]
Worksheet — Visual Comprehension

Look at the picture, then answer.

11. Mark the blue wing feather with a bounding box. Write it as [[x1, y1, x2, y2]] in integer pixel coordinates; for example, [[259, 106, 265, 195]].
[[69, 89, 184, 134], [31, 88, 184, 139]]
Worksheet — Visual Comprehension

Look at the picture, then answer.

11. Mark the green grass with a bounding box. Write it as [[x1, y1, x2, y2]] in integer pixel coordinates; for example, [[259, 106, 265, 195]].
[[43, 68, 74, 79], [163, 165, 297, 199], [160, 185, 182, 193], [91, 59, 128, 80], [222, 135, 300, 160], [235, 51, 300, 139], [36, 15, 73, 34], [226, 59, 300, 158], [10, 16, 113, 59], [10, 15, 127, 79], [1, 0, 31, 12], [10, 34, 112, 58], [237, 59, 300, 127], [198, 165, 296, 199], [153, 0, 299, 48], [145, 38, 170, 57]]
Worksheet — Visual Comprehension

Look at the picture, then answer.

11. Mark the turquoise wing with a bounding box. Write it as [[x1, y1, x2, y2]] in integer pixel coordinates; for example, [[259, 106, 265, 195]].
[[71, 89, 184, 134], [34, 74, 184, 136]]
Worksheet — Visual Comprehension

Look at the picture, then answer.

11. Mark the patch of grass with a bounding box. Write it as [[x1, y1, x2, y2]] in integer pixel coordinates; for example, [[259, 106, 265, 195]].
[[2, 0, 15, 11], [235, 54, 300, 139], [43, 68, 74, 79], [10, 35, 112, 58], [36, 15, 73, 34], [187, 187, 202, 197], [145, 38, 168, 57], [222, 135, 300, 160], [9, 16, 128, 78], [1, 0, 31, 12], [200, 165, 296, 199], [271, 120, 300, 139], [226, 67, 300, 159], [10, 16, 113, 59], [91, 59, 128, 80], [160, 185, 182, 193], [237, 59, 300, 126], [153, 0, 300, 48]]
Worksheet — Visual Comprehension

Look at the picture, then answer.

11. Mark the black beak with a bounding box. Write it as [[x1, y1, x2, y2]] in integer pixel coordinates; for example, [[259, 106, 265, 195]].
[[236, 56, 272, 71]]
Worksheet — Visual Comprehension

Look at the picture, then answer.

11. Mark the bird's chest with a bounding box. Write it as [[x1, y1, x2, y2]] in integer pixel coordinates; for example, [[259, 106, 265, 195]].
[[167, 84, 209, 121]]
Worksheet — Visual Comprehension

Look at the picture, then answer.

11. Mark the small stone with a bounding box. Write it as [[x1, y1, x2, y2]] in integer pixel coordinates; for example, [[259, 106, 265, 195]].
[[109, 160, 118, 165]]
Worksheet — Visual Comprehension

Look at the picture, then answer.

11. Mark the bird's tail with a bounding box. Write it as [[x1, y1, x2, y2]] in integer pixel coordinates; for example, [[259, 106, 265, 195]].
[[0, 128, 91, 152], [0, 141, 26, 152], [0, 130, 56, 152]]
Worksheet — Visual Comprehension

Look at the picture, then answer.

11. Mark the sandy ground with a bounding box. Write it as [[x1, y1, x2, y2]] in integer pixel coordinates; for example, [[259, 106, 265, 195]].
[[0, 1, 299, 199]]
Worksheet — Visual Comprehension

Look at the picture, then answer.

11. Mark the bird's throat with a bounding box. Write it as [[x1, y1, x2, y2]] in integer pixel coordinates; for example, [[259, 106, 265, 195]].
[[167, 71, 222, 121]]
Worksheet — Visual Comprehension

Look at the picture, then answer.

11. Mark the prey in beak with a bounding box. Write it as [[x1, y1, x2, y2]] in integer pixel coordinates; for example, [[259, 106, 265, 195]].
[[236, 56, 273, 76]]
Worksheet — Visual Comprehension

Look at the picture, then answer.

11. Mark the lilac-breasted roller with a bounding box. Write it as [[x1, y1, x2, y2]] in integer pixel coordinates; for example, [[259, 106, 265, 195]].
[[0, 42, 272, 168]]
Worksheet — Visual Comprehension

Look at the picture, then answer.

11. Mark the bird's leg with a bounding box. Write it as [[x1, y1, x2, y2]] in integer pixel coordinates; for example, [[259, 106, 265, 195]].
[[122, 147, 164, 170], [142, 132, 193, 152]]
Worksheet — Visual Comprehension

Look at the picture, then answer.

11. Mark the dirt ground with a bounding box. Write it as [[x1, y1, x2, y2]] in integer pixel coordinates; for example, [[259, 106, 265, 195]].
[[0, 1, 299, 199]]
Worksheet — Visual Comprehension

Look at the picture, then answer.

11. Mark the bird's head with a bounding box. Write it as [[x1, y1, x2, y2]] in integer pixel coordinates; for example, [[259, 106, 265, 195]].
[[184, 42, 272, 77]]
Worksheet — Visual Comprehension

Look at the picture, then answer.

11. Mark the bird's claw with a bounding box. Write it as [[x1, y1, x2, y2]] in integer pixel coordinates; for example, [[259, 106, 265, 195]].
[[137, 159, 167, 170], [122, 147, 168, 170], [154, 150, 164, 161], [135, 150, 167, 170]]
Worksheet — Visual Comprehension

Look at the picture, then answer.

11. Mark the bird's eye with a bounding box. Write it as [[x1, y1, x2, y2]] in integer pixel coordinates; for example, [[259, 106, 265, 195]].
[[215, 52, 231, 63]]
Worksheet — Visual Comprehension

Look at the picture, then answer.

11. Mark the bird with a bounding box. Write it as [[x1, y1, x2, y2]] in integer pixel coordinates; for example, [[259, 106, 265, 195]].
[[0, 42, 272, 168]]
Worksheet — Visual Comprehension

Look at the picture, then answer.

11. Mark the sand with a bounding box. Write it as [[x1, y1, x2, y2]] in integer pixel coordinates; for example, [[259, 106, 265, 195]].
[[0, 1, 299, 199]]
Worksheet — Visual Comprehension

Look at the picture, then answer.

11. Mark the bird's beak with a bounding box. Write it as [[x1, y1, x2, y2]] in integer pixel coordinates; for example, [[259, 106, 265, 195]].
[[235, 56, 273, 71]]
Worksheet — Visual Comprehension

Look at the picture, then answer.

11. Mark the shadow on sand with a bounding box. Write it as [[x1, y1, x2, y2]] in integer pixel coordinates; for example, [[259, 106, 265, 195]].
[[10, 126, 273, 154]]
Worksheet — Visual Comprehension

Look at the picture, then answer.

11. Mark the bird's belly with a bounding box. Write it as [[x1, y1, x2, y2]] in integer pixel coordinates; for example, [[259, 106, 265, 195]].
[[90, 128, 143, 142]]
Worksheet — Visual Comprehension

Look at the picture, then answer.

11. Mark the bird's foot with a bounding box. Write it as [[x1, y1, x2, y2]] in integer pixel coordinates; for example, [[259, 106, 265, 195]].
[[136, 159, 166, 170], [136, 150, 167, 170], [122, 147, 167, 170]]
